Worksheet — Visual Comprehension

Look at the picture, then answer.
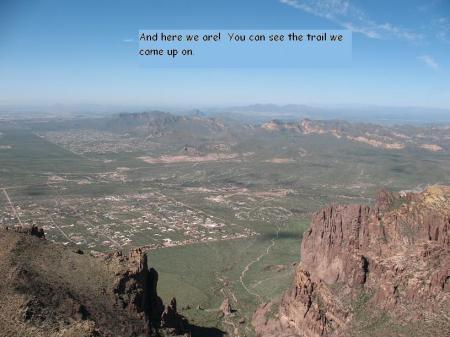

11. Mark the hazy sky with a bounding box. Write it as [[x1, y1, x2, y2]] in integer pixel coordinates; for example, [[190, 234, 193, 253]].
[[0, 0, 449, 108]]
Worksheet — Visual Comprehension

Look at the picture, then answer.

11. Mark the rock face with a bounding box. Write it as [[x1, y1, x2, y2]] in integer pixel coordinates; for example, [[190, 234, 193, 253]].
[[104, 249, 188, 336], [253, 186, 450, 337], [0, 228, 189, 337]]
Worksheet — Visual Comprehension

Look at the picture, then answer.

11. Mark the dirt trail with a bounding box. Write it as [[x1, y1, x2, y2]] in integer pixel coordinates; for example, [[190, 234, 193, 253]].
[[239, 223, 281, 303]]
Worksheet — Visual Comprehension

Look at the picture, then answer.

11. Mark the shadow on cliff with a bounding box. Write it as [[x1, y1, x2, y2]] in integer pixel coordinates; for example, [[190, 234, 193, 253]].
[[188, 324, 225, 337]]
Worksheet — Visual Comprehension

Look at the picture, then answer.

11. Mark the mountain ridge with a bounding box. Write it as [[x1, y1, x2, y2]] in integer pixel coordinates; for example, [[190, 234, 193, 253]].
[[253, 186, 450, 337], [261, 118, 449, 152], [0, 226, 200, 337]]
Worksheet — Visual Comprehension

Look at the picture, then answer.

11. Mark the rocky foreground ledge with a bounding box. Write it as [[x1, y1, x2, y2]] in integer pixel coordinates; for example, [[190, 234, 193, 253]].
[[253, 186, 450, 337], [0, 226, 189, 337]]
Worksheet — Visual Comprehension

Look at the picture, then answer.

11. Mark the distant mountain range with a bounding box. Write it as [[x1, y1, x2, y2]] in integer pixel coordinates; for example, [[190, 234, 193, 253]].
[[23, 111, 450, 154], [205, 104, 450, 124], [2, 103, 449, 125]]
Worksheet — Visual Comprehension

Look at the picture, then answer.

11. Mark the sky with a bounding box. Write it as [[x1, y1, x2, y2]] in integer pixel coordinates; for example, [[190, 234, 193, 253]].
[[0, 0, 449, 109]]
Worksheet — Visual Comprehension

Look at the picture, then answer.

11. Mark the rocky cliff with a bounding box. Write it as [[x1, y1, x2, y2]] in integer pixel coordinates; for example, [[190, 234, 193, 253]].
[[0, 227, 189, 337], [261, 119, 449, 152], [253, 186, 450, 337]]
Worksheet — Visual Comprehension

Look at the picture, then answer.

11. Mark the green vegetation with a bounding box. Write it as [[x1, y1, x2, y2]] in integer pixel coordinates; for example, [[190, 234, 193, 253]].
[[2, 115, 450, 336]]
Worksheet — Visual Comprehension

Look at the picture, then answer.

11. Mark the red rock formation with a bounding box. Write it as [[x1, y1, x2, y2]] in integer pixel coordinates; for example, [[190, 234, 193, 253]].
[[105, 248, 188, 336], [253, 186, 450, 337], [219, 297, 232, 316]]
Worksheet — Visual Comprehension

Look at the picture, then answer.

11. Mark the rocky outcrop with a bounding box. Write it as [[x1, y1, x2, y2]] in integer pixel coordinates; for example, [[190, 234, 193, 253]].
[[95, 248, 188, 336], [260, 119, 450, 153], [30, 225, 46, 238], [10, 224, 46, 238], [219, 297, 232, 316], [253, 186, 450, 337], [161, 298, 188, 335], [0, 228, 190, 337]]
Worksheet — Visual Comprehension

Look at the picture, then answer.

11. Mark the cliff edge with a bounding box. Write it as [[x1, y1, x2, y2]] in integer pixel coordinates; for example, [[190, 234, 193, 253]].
[[253, 186, 450, 337], [0, 226, 189, 337]]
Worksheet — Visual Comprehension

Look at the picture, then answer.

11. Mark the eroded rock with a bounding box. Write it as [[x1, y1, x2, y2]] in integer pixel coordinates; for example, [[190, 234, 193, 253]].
[[253, 186, 450, 337]]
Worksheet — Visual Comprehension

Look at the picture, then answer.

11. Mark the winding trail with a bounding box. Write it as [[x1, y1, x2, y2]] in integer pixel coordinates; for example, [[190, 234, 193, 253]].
[[239, 223, 282, 303]]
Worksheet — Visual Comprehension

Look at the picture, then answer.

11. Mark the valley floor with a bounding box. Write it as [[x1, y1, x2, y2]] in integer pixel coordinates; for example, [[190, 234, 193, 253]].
[[1, 124, 449, 336]]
